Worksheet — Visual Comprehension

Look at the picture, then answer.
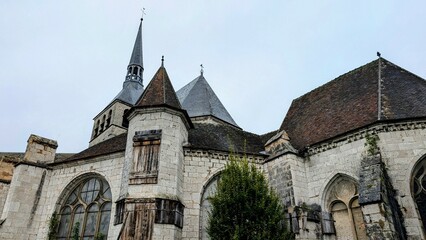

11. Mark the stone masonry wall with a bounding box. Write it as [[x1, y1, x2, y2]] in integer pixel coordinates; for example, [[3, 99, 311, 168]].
[[181, 149, 263, 240], [301, 125, 426, 239], [34, 153, 125, 240], [122, 110, 188, 200], [265, 153, 308, 207], [90, 101, 130, 147], [0, 164, 47, 239], [0, 182, 9, 223], [378, 128, 426, 239]]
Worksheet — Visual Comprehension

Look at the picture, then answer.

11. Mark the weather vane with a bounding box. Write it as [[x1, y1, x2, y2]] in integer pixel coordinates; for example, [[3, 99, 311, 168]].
[[141, 7, 146, 20], [200, 64, 204, 75]]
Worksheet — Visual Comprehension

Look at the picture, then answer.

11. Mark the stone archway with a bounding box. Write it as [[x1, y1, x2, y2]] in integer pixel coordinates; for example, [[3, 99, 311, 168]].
[[325, 175, 367, 240]]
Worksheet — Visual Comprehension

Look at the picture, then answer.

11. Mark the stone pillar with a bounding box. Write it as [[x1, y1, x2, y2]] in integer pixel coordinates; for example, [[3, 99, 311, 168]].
[[0, 135, 56, 239], [359, 154, 406, 239]]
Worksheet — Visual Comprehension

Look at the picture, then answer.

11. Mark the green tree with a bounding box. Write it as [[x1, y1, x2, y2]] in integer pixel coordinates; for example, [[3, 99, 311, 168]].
[[207, 156, 292, 240]]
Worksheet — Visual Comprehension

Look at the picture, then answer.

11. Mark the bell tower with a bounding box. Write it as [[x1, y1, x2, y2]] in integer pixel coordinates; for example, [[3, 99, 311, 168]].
[[89, 18, 145, 147]]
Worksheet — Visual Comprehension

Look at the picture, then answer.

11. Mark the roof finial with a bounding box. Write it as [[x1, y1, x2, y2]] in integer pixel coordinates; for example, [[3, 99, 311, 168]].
[[161, 55, 164, 67], [141, 7, 146, 21], [200, 64, 204, 76], [377, 51, 381, 58]]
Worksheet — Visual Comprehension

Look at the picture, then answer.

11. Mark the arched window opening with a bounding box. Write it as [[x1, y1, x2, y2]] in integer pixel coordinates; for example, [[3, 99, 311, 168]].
[[200, 174, 220, 240], [93, 120, 100, 138], [122, 109, 129, 128], [106, 110, 112, 127], [56, 176, 112, 239], [99, 115, 105, 134], [412, 156, 426, 233], [325, 176, 367, 239]]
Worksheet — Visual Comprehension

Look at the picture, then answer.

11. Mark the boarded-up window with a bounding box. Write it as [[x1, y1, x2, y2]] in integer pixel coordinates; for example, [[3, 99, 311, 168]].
[[155, 199, 184, 228], [130, 130, 162, 184]]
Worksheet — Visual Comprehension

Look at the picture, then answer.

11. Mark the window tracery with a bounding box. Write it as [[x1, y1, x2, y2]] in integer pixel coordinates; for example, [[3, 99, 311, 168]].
[[56, 177, 112, 239], [325, 176, 367, 239]]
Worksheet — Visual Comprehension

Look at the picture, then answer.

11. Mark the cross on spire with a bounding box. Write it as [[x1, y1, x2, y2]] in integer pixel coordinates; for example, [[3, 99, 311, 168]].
[[141, 7, 146, 21]]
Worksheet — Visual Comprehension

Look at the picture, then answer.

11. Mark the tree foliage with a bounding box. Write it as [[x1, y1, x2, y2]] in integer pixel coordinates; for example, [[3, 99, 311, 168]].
[[207, 156, 292, 240]]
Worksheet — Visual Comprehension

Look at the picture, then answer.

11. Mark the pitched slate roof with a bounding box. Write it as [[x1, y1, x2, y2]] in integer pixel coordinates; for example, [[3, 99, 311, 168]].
[[54, 133, 127, 163], [135, 64, 182, 109], [112, 82, 144, 105], [176, 74, 239, 127], [280, 58, 426, 150], [188, 123, 265, 155]]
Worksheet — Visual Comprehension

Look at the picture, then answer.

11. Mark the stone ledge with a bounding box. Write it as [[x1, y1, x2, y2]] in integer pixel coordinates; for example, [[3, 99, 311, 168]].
[[306, 119, 426, 156]]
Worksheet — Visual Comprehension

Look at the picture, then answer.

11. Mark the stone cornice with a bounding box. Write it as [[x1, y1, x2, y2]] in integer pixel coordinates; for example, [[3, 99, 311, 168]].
[[305, 119, 426, 156], [129, 106, 193, 130], [183, 148, 265, 163]]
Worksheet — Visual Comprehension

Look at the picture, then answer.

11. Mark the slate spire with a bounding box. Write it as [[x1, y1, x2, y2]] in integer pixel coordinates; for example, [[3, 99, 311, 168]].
[[135, 57, 182, 109], [125, 18, 144, 86], [110, 18, 145, 105]]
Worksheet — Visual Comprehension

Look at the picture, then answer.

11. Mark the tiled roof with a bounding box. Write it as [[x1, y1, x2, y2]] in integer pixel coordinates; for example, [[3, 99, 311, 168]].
[[56, 133, 127, 163], [187, 123, 266, 155], [280, 58, 426, 150], [176, 75, 239, 127], [135, 65, 182, 109], [57, 122, 268, 163]]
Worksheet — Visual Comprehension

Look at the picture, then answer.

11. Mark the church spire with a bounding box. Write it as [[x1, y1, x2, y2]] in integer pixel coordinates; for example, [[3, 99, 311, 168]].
[[125, 18, 144, 86]]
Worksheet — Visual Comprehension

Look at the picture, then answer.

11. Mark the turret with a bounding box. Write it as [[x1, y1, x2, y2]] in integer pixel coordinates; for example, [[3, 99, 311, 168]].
[[117, 58, 192, 239]]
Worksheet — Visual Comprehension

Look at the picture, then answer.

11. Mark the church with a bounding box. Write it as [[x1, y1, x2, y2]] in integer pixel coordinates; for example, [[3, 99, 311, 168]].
[[1, 17, 426, 240]]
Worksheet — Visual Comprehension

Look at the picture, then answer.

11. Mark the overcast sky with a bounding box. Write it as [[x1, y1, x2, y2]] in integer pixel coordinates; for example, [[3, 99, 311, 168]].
[[1, 1, 426, 153]]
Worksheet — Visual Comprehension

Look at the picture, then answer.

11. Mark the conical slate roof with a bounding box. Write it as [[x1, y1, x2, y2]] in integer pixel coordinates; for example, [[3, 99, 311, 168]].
[[135, 63, 182, 109], [280, 58, 426, 150], [129, 21, 143, 67], [176, 74, 239, 127]]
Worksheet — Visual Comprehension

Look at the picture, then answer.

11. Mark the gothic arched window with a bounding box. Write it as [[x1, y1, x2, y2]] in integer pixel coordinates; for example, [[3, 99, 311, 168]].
[[412, 156, 426, 233], [56, 177, 112, 239], [200, 174, 220, 240], [325, 176, 367, 239]]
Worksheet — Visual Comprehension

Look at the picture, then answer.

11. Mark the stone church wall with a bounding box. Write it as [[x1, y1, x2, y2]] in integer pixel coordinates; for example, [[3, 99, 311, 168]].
[[34, 152, 125, 240], [0, 182, 9, 218], [378, 127, 426, 239], [181, 150, 263, 240]]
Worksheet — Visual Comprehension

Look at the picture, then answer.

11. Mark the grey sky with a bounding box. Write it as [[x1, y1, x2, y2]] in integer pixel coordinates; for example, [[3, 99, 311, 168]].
[[1, 1, 425, 153]]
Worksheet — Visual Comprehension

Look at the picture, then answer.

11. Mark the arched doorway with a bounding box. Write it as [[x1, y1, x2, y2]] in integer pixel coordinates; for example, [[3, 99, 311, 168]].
[[56, 174, 112, 239]]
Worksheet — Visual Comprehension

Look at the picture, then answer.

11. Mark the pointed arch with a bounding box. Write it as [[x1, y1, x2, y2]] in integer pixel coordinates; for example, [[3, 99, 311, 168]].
[[199, 171, 222, 240], [323, 173, 367, 239]]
